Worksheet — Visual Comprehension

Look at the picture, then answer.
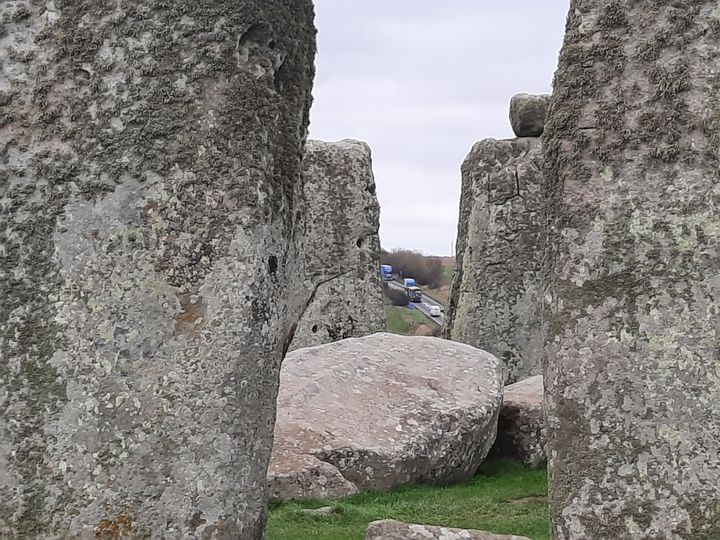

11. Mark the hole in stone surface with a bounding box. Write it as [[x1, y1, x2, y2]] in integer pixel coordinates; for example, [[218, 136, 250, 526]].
[[74, 68, 91, 80], [268, 255, 278, 274], [189, 512, 206, 529], [237, 23, 276, 71], [238, 23, 272, 51], [356, 238, 363, 248], [274, 54, 290, 93], [311, 324, 318, 333]]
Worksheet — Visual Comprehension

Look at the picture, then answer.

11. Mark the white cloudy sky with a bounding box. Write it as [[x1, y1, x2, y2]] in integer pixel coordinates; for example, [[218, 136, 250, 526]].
[[308, 1, 570, 256]]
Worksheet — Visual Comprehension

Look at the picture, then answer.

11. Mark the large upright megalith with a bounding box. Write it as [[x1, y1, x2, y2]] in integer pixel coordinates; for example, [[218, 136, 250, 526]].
[[543, 2, 720, 538], [443, 97, 547, 384], [0, 1, 315, 538], [290, 140, 385, 351]]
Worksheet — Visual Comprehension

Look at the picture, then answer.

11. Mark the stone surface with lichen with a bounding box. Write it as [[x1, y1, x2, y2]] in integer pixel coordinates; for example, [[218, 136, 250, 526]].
[[365, 519, 532, 540], [443, 136, 544, 384], [509, 93, 550, 138], [0, 1, 315, 538], [268, 334, 503, 501], [488, 375, 545, 467], [543, 2, 720, 538], [290, 140, 385, 351]]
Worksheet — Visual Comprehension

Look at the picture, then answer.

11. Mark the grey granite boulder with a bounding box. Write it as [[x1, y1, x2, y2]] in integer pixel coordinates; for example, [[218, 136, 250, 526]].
[[543, 1, 720, 538], [489, 375, 545, 467], [365, 520, 532, 540], [443, 137, 544, 384], [291, 140, 385, 351], [268, 334, 504, 500], [0, 2, 315, 538], [509, 93, 550, 137]]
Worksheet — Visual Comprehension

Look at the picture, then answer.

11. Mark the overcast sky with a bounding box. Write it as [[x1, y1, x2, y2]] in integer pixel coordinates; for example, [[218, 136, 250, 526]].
[[308, 1, 570, 256]]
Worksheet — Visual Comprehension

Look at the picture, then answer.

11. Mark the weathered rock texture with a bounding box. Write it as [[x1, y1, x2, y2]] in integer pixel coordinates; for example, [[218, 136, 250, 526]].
[[443, 136, 544, 384], [365, 520, 532, 540], [543, 2, 720, 538], [489, 375, 545, 467], [268, 334, 503, 500], [509, 93, 550, 138], [290, 140, 384, 351], [0, 2, 315, 538]]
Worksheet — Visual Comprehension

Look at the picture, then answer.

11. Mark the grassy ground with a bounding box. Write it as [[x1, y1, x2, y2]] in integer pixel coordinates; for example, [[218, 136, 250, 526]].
[[384, 303, 433, 335], [266, 460, 548, 540]]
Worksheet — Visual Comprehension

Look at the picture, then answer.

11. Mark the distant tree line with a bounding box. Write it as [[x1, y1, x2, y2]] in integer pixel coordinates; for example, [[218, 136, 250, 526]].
[[380, 249, 443, 288]]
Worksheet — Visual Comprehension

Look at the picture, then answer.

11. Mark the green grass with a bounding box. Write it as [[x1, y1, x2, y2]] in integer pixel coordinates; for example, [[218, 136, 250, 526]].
[[384, 304, 433, 335], [385, 305, 411, 334], [406, 305, 429, 324], [265, 460, 548, 540]]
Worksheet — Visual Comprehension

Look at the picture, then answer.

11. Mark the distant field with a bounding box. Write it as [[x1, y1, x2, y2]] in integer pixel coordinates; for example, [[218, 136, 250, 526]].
[[426, 265, 454, 306], [266, 459, 548, 540]]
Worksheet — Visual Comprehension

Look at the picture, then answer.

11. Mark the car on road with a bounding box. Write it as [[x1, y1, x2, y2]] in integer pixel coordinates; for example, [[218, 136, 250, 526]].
[[429, 305, 442, 317]]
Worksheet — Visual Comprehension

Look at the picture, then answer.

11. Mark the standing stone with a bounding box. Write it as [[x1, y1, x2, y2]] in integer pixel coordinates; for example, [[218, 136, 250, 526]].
[[290, 140, 385, 351], [509, 93, 550, 138], [543, 2, 720, 538], [443, 136, 544, 384], [0, 2, 315, 538]]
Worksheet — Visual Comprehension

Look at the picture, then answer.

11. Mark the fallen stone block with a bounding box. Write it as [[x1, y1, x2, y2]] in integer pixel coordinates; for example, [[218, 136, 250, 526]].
[[489, 375, 545, 467], [365, 519, 532, 540], [268, 334, 503, 500]]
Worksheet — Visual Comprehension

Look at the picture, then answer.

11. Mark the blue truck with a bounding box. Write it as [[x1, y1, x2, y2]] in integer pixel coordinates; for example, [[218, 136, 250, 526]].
[[380, 264, 393, 281], [403, 278, 422, 303]]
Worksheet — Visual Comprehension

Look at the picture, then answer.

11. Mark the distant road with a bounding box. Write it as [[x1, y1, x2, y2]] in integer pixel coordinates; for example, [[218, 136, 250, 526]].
[[387, 281, 445, 326]]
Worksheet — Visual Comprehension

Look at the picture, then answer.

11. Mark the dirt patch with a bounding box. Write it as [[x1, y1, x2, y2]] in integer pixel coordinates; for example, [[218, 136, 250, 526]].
[[425, 285, 450, 305], [412, 324, 434, 336]]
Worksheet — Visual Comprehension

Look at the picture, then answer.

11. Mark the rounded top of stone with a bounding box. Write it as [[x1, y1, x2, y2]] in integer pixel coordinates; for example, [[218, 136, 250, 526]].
[[464, 136, 542, 167], [306, 138, 371, 155], [509, 93, 551, 138]]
